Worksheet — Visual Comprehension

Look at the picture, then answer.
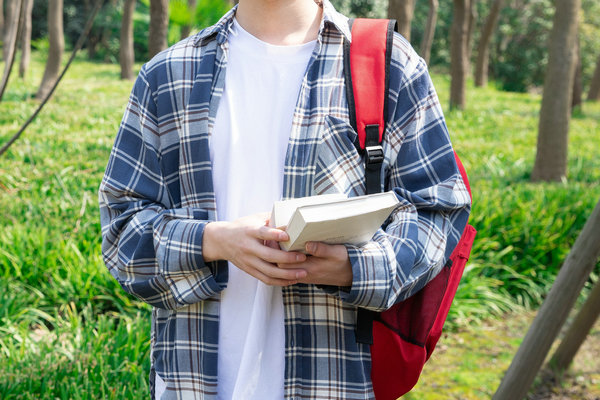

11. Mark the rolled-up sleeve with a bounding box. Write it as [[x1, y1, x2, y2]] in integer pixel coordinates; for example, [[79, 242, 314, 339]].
[[339, 51, 471, 311], [99, 65, 227, 310]]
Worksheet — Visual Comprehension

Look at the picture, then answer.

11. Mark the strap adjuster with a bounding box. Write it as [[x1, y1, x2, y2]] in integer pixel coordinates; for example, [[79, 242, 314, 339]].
[[365, 145, 384, 165]]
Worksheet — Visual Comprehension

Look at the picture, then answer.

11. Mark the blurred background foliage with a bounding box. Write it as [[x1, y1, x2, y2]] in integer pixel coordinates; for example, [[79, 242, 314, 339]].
[[25, 0, 600, 93]]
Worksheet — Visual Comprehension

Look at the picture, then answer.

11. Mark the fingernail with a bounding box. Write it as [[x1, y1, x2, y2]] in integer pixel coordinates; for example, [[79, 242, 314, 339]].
[[296, 271, 307, 279], [296, 254, 305, 262], [306, 242, 315, 253]]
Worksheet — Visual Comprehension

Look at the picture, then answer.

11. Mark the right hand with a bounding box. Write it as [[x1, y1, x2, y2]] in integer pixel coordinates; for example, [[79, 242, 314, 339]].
[[202, 212, 308, 286]]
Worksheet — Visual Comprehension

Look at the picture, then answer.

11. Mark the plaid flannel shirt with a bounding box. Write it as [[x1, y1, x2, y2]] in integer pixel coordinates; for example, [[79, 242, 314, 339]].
[[99, 2, 471, 399]]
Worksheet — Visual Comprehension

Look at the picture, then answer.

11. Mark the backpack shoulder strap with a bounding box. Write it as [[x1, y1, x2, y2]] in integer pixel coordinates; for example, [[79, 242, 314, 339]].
[[344, 18, 397, 195], [345, 18, 397, 345]]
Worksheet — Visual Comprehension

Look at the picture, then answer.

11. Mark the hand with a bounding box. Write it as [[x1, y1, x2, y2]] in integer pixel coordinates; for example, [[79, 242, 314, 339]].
[[202, 212, 308, 286], [279, 242, 353, 287]]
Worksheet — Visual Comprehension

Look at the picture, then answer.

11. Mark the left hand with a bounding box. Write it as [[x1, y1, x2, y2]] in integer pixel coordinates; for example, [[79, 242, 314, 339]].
[[277, 242, 353, 287]]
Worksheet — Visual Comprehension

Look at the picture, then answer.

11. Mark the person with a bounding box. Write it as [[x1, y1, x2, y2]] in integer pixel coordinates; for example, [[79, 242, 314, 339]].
[[98, 0, 471, 398]]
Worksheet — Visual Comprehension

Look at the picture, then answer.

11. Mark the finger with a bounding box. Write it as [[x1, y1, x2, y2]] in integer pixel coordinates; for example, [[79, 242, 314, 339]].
[[240, 257, 307, 282], [263, 239, 280, 249], [247, 268, 299, 287], [257, 245, 306, 264], [255, 225, 289, 242], [305, 241, 331, 258]]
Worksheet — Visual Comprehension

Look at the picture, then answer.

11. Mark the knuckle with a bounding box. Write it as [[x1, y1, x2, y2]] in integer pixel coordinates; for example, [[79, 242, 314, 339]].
[[239, 241, 252, 253], [256, 225, 267, 237]]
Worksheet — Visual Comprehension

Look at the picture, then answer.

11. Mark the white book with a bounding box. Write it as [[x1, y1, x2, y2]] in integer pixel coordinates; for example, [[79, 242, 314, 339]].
[[271, 192, 400, 252]]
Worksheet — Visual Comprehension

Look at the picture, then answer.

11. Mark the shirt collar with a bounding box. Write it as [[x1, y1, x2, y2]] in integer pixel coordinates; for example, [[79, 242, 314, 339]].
[[193, 0, 351, 47]]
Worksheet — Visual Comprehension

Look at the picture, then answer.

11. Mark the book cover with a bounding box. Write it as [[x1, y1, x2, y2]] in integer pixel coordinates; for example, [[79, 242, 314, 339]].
[[271, 192, 399, 252]]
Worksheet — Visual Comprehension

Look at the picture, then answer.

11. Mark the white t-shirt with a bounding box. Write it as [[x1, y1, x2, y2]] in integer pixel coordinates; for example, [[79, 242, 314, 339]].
[[211, 19, 315, 400], [154, 20, 314, 400]]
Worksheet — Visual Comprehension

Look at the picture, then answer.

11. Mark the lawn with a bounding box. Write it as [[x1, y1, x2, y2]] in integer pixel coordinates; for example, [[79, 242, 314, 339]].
[[0, 52, 598, 398]]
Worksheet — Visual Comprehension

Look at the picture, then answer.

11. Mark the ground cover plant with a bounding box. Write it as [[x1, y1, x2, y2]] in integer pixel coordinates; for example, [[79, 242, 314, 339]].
[[0, 53, 598, 398]]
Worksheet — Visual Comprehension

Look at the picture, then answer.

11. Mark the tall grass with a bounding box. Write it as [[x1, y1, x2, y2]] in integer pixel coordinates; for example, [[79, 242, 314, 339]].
[[0, 53, 598, 397]]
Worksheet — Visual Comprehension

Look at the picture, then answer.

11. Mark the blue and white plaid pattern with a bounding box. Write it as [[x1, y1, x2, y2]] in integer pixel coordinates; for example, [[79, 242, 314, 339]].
[[99, 2, 471, 398]]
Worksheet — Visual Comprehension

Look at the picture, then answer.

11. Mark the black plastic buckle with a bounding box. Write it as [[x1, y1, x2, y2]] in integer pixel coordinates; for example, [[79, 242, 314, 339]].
[[365, 145, 384, 165]]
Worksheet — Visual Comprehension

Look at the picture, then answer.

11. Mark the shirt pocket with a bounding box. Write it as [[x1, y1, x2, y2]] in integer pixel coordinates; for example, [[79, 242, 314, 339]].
[[314, 115, 366, 196]]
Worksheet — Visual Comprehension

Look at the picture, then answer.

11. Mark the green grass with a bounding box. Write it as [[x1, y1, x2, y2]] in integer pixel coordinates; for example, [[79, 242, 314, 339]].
[[405, 312, 600, 399], [0, 52, 599, 398]]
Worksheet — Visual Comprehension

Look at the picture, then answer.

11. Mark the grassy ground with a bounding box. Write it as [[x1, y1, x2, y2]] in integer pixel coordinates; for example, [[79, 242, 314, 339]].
[[408, 313, 600, 399], [0, 52, 599, 398]]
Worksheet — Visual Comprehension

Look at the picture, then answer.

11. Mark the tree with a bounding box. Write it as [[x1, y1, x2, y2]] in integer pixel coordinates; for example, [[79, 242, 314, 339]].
[[120, 0, 136, 80], [588, 54, 600, 101], [83, 0, 100, 59], [572, 36, 582, 111], [3, 0, 18, 62], [0, 0, 4, 41], [531, 0, 580, 182], [99, 0, 117, 63], [466, 0, 476, 62], [493, 198, 600, 400], [420, 0, 438, 64], [474, 0, 503, 87], [550, 278, 600, 373], [0, 0, 23, 102], [19, 0, 34, 79], [1, 0, 103, 157], [36, 0, 64, 100], [388, 0, 416, 41], [148, 0, 169, 59], [449, 0, 470, 110], [180, 0, 197, 39]]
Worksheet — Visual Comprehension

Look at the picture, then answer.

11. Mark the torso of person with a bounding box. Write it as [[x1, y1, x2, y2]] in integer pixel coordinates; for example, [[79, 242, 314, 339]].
[[198, 18, 314, 400]]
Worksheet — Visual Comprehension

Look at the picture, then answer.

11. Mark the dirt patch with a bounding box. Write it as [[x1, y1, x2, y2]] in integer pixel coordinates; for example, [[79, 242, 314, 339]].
[[527, 320, 600, 400], [475, 310, 600, 400], [410, 310, 600, 399]]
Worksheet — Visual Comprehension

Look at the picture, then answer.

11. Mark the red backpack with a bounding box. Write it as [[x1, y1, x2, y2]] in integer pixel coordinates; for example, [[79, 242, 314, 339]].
[[345, 19, 477, 399]]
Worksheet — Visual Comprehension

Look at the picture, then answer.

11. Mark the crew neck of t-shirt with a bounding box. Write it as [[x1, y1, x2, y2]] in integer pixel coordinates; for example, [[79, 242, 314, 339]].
[[231, 18, 316, 61]]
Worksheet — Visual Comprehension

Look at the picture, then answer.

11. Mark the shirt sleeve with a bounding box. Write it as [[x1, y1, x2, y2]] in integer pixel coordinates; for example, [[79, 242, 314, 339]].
[[338, 52, 472, 311], [98, 65, 227, 310]]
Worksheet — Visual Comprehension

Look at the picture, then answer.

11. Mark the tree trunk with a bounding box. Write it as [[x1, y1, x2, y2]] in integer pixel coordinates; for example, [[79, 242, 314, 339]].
[[180, 0, 197, 39], [420, 0, 438, 64], [450, 0, 470, 110], [100, 0, 117, 63], [466, 0, 477, 63], [87, 35, 99, 59], [388, 0, 415, 41], [36, 0, 64, 100], [3, 0, 18, 62], [0, 0, 103, 157], [83, 0, 96, 59], [18, 0, 33, 79], [148, 0, 169, 59], [0, 0, 4, 41], [571, 36, 582, 111], [120, 0, 136, 80], [531, 0, 580, 182], [586, 54, 600, 101], [0, 0, 23, 102], [550, 279, 600, 373], [493, 198, 600, 400], [474, 0, 503, 87]]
